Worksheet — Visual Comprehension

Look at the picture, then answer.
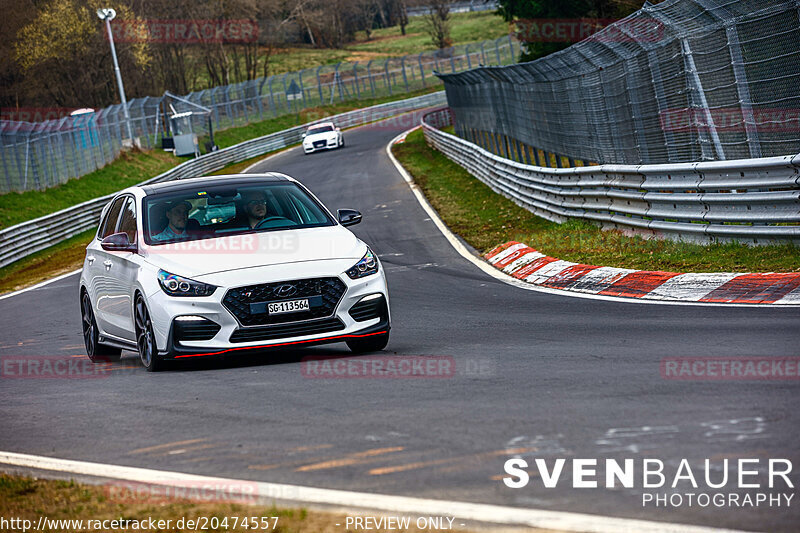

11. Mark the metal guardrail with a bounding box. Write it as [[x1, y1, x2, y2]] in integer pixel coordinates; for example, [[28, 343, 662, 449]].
[[421, 108, 800, 245], [0, 92, 446, 269]]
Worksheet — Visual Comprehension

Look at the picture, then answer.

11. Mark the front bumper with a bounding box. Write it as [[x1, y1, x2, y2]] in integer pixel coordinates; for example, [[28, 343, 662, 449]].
[[303, 137, 340, 153], [166, 315, 389, 359], [146, 264, 389, 358]]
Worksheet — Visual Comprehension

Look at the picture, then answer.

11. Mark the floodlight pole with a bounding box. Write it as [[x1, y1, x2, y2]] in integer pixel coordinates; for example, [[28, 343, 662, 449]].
[[99, 9, 134, 142]]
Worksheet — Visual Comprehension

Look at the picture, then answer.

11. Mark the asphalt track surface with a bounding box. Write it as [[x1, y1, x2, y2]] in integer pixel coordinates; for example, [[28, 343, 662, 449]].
[[1, 114, 798, 531]]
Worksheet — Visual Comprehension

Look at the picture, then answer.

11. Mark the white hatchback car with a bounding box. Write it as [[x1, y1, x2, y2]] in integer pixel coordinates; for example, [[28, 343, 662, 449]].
[[79, 174, 390, 371], [302, 122, 344, 154]]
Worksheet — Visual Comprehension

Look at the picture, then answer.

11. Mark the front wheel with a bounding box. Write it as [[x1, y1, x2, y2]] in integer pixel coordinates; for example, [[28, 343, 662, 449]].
[[346, 332, 389, 354], [339, 136, 345, 148], [134, 295, 165, 372], [81, 292, 121, 362]]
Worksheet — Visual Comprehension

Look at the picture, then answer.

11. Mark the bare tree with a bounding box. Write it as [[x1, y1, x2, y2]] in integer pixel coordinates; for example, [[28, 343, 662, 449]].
[[424, 0, 451, 49]]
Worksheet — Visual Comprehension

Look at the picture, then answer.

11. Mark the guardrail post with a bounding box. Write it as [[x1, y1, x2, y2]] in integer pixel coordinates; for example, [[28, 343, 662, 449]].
[[532, 146, 541, 166]]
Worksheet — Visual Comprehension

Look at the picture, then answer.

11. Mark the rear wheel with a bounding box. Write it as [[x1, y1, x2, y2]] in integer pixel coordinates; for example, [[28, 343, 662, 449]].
[[346, 331, 389, 354], [81, 292, 121, 362], [134, 295, 165, 372]]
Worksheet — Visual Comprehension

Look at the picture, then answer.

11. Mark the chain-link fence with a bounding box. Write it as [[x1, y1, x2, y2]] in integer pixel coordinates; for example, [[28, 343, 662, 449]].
[[438, 0, 800, 166], [0, 36, 517, 194]]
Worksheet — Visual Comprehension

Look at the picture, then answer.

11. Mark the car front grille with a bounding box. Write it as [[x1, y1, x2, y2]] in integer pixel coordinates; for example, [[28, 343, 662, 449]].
[[222, 277, 347, 327], [313, 140, 327, 148], [229, 317, 345, 343]]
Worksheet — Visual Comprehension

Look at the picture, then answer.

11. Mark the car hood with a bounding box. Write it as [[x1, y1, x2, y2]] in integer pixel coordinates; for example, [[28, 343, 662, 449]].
[[305, 131, 337, 142], [141, 225, 364, 278]]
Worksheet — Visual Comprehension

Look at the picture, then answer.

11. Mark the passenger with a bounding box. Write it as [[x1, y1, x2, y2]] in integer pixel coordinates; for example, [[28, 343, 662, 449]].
[[153, 200, 191, 241]]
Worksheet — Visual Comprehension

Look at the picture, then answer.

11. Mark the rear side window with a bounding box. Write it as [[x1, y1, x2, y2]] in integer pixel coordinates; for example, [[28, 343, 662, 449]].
[[117, 197, 137, 243], [99, 197, 126, 239]]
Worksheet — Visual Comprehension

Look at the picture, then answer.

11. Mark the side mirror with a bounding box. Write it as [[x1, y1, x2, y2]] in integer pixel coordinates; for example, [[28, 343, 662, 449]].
[[301, 133, 307, 138], [337, 209, 362, 227], [335, 127, 341, 132], [101, 232, 137, 253]]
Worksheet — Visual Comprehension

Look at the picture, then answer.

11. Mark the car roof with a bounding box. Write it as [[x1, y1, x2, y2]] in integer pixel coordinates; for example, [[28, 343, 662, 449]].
[[308, 122, 335, 128], [140, 173, 292, 196]]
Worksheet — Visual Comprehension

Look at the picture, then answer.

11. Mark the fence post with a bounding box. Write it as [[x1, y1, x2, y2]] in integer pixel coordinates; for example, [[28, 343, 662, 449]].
[[366, 60, 376, 96], [480, 41, 487, 65], [401, 57, 409, 92], [465, 44, 472, 69], [384, 59, 392, 96], [681, 38, 725, 160], [267, 77, 278, 116], [418, 53, 426, 87], [352, 62, 361, 98], [316, 65, 325, 104], [725, 23, 761, 158]]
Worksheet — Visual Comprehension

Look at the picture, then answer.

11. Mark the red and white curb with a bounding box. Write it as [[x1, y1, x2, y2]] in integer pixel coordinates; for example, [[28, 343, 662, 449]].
[[486, 242, 800, 305]]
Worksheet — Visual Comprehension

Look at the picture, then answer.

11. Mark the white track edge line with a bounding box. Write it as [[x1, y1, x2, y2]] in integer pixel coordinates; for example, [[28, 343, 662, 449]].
[[0, 269, 82, 301], [385, 129, 800, 309], [0, 451, 749, 533]]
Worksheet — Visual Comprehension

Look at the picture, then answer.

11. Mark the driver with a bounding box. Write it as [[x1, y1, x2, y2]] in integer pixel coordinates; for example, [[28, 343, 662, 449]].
[[241, 190, 270, 229], [154, 200, 191, 241]]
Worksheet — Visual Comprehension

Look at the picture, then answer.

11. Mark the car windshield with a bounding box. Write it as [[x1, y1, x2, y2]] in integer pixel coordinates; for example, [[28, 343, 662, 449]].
[[143, 182, 334, 245], [308, 125, 334, 134]]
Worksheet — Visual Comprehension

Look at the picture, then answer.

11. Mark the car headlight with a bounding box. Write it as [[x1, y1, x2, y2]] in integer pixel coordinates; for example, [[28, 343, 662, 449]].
[[346, 248, 379, 279], [158, 269, 217, 297]]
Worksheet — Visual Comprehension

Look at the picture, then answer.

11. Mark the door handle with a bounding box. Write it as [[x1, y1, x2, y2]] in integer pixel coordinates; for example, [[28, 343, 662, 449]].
[[87, 256, 95, 265], [103, 260, 113, 270]]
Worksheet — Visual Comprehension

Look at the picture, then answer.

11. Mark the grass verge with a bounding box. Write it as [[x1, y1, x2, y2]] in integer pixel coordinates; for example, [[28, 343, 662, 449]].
[[0, 473, 474, 533], [392, 129, 800, 273]]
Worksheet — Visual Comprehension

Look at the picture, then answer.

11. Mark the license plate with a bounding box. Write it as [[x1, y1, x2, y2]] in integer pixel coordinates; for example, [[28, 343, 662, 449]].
[[268, 299, 310, 315]]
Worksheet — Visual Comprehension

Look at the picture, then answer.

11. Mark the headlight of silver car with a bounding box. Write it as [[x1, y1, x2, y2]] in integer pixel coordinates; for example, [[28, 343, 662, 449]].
[[346, 248, 379, 279], [158, 269, 217, 297]]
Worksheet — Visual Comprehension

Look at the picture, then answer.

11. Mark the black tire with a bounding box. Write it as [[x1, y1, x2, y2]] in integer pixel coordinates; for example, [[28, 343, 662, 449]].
[[81, 291, 121, 362], [346, 332, 389, 354], [134, 295, 165, 372]]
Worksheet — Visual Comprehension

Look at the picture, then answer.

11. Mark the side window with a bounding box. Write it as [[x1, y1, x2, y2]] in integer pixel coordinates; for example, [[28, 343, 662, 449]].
[[99, 197, 126, 239], [117, 197, 137, 243]]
